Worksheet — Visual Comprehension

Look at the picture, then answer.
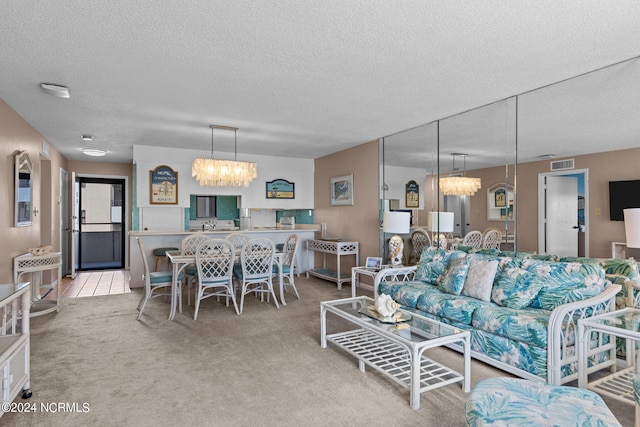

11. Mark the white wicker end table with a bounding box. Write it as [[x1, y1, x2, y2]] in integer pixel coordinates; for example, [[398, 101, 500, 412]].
[[320, 296, 471, 410], [578, 307, 640, 404]]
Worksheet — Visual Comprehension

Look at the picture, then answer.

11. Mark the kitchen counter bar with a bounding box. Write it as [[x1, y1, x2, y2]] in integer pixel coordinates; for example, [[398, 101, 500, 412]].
[[129, 226, 320, 288]]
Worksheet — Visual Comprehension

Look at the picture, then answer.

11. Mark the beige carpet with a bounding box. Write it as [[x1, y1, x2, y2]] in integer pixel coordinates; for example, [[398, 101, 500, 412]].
[[3, 276, 634, 427]]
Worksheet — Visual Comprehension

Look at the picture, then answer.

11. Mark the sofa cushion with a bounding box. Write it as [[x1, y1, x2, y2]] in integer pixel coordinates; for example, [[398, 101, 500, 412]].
[[560, 256, 640, 282], [472, 305, 550, 348], [415, 247, 466, 284], [379, 280, 437, 309], [491, 267, 541, 309], [438, 256, 471, 295], [416, 291, 484, 325], [525, 262, 607, 310], [461, 258, 499, 301]]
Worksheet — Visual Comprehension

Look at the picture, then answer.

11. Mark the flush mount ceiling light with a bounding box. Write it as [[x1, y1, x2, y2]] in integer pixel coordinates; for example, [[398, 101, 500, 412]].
[[81, 148, 107, 157], [40, 83, 70, 98], [439, 153, 482, 196], [191, 125, 257, 187], [81, 135, 93, 142]]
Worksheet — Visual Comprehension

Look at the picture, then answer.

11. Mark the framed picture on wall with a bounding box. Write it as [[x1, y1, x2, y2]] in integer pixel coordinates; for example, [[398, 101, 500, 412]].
[[150, 165, 178, 204], [266, 178, 295, 199], [405, 180, 419, 208], [494, 188, 507, 208], [330, 174, 354, 205]]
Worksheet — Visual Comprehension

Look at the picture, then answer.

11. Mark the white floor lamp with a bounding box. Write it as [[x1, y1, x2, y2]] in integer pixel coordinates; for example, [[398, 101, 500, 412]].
[[383, 211, 411, 267]]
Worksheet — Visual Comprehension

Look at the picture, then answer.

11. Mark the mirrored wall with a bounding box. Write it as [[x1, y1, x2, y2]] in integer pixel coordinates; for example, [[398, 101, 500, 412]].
[[380, 56, 640, 261]]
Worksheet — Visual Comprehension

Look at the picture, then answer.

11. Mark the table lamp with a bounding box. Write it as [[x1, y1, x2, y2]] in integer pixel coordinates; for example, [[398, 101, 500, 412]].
[[426, 211, 455, 248], [383, 211, 411, 267], [624, 208, 640, 248]]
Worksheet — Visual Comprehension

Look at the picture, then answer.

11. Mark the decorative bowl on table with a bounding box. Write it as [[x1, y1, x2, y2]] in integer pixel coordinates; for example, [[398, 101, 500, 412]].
[[26, 245, 52, 256]]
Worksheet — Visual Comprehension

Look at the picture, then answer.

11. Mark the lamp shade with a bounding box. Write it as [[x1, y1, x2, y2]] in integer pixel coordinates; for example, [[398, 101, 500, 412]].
[[624, 208, 640, 248], [383, 211, 411, 234], [426, 212, 454, 233]]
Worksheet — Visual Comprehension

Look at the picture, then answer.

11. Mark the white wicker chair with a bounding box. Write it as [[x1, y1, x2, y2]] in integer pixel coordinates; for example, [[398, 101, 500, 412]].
[[235, 238, 280, 314], [181, 233, 209, 305], [462, 230, 483, 248], [275, 234, 301, 303], [193, 238, 237, 320], [482, 228, 502, 250], [136, 237, 174, 320], [224, 232, 249, 251], [410, 228, 431, 264]]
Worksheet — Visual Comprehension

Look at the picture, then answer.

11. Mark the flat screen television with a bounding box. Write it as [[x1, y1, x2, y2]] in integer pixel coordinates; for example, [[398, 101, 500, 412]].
[[609, 180, 640, 221]]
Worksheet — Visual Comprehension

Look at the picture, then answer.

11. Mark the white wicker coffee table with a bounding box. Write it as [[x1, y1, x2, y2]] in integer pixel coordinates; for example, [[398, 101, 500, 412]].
[[320, 296, 471, 410]]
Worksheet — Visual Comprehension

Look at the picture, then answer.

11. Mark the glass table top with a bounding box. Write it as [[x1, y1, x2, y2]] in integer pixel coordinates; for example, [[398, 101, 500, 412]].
[[0, 282, 30, 305], [323, 296, 466, 343], [587, 308, 640, 333]]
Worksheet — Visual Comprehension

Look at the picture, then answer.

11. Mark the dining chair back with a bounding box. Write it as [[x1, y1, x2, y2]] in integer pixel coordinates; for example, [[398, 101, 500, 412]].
[[136, 237, 174, 320], [275, 234, 300, 302], [181, 233, 209, 305], [482, 228, 502, 250], [410, 228, 431, 264], [462, 230, 483, 248], [193, 238, 237, 320], [225, 232, 249, 251], [235, 238, 279, 314]]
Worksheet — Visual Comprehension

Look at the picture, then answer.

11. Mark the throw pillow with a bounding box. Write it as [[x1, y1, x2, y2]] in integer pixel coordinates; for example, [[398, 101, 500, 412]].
[[461, 258, 499, 301], [415, 247, 448, 284], [491, 267, 541, 309], [438, 256, 471, 295]]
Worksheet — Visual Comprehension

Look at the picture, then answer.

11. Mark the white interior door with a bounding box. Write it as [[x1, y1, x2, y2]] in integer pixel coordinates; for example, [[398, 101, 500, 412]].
[[543, 176, 578, 256], [70, 172, 78, 278]]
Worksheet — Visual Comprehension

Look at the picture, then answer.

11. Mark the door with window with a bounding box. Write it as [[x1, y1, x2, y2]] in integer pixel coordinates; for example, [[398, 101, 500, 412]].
[[75, 177, 125, 270]]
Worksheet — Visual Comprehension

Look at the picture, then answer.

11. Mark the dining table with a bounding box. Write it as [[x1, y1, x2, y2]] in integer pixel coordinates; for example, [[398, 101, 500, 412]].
[[165, 250, 284, 320]]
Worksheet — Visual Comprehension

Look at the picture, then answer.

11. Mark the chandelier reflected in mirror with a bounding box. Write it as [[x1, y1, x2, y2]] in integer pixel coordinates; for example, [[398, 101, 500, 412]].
[[192, 125, 257, 187], [439, 153, 481, 196]]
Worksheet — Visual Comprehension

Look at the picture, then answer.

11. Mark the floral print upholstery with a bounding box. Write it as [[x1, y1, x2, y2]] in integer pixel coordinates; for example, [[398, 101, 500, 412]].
[[465, 378, 621, 427], [525, 262, 607, 310], [379, 250, 620, 381], [437, 256, 471, 295]]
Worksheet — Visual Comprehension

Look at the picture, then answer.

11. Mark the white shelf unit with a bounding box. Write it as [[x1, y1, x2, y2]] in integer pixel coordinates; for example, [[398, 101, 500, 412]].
[[0, 283, 32, 417], [13, 252, 61, 317], [306, 239, 359, 289], [487, 183, 514, 222]]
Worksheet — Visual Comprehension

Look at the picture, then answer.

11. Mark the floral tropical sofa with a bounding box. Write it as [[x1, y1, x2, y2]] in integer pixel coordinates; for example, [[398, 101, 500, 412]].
[[373, 247, 631, 385]]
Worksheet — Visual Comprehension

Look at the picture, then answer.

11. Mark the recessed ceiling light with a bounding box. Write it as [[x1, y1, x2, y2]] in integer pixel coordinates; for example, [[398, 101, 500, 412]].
[[82, 148, 107, 157], [537, 154, 557, 159], [81, 135, 93, 141], [40, 83, 70, 98]]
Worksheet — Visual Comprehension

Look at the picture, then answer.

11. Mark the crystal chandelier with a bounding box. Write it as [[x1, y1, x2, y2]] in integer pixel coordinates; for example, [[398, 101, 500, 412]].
[[192, 125, 257, 187], [439, 153, 481, 196]]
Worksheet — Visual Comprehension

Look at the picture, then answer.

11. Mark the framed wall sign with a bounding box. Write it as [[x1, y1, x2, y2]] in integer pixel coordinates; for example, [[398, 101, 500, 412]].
[[150, 165, 178, 204], [405, 180, 419, 208], [494, 188, 507, 208], [266, 178, 295, 199], [330, 174, 354, 206]]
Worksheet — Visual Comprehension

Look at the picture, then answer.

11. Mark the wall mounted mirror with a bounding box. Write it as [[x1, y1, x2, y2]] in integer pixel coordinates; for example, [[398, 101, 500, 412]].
[[14, 150, 33, 227]]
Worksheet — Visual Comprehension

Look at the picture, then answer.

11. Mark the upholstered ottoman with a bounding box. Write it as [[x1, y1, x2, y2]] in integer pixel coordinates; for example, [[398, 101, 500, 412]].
[[465, 378, 620, 427]]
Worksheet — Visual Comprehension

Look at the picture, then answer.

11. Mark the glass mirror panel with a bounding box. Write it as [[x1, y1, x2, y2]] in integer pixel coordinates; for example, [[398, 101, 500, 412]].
[[15, 150, 33, 227]]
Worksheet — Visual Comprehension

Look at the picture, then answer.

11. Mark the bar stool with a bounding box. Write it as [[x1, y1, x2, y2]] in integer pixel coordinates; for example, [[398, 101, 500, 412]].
[[153, 247, 179, 271]]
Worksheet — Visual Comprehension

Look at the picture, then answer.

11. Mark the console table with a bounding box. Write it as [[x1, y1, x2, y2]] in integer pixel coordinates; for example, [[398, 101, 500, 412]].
[[306, 239, 358, 289], [0, 283, 32, 417], [13, 252, 61, 317]]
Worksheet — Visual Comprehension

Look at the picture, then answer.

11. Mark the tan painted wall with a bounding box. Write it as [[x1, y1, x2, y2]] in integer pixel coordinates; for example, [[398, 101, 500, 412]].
[[0, 98, 67, 283], [314, 140, 380, 275]]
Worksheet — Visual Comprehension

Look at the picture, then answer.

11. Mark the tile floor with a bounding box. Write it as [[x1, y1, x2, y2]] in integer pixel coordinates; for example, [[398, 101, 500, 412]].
[[57, 270, 131, 299]]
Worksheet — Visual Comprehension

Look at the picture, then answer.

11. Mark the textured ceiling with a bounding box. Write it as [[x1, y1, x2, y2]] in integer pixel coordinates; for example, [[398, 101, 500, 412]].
[[1, 1, 639, 170]]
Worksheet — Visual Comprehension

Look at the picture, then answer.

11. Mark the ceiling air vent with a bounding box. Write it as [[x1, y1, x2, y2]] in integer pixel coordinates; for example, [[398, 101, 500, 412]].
[[550, 159, 575, 171]]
